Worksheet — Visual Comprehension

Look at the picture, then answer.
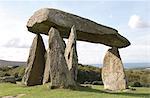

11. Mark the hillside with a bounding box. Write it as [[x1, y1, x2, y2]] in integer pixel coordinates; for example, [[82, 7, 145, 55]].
[[0, 59, 150, 69], [0, 63, 149, 87], [0, 60, 26, 67]]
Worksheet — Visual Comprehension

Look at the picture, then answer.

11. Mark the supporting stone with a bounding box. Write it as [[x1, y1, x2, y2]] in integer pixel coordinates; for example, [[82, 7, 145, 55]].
[[65, 25, 78, 81], [22, 34, 46, 86], [43, 49, 51, 84], [102, 47, 127, 91], [48, 27, 76, 88]]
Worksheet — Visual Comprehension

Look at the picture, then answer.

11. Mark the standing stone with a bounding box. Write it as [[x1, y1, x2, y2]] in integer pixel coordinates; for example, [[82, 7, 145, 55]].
[[22, 34, 46, 86], [65, 25, 78, 81], [102, 47, 127, 90], [48, 27, 76, 88], [43, 49, 51, 84]]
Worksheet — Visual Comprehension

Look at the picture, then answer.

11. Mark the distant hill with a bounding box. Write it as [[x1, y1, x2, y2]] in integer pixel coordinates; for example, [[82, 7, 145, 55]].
[[0, 59, 150, 69], [0, 59, 26, 67], [87, 63, 150, 69]]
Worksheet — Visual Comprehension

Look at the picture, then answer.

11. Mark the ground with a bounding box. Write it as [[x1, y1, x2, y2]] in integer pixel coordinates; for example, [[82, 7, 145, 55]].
[[0, 83, 149, 98]]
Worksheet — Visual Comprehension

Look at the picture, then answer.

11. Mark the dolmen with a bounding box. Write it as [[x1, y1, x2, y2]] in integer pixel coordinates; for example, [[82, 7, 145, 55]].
[[22, 8, 130, 90]]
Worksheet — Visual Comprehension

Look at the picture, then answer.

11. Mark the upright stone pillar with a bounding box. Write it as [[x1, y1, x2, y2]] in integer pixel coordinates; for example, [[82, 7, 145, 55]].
[[102, 47, 127, 90], [47, 27, 76, 88], [43, 49, 51, 84], [22, 34, 46, 86], [65, 25, 78, 81]]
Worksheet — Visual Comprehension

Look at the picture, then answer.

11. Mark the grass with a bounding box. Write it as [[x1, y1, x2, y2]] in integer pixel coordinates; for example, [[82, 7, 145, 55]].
[[0, 83, 150, 98]]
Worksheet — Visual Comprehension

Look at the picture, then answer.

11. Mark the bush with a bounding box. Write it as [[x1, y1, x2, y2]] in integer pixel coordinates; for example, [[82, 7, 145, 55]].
[[131, 82, 142, 87], [0, 66, 12, 71], [0, 66, 25, 81], [77, 64, 101, 84], [126, 69, 150, 87], [7, 66, 25, 78], [0, 71, 5, 77], [4, 73, 11, 76]]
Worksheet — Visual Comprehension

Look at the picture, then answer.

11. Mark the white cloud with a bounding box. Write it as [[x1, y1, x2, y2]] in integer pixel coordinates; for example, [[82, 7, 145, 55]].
[[128, 15, 149, 29], [120, 44, 150, 63], [0, 47, 29, 61], [0, 6, 34, 47], [3, 38, 30, 48], [0, 6, 34, 61], [120, 32, 150, 63]]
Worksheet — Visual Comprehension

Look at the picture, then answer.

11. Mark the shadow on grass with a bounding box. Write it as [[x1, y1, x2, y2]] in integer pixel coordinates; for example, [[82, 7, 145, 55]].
[[74, 86, 150, 98]]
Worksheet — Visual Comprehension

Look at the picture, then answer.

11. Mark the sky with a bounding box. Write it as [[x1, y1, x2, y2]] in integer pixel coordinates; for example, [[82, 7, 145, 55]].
[[0, 0, 149, 64]]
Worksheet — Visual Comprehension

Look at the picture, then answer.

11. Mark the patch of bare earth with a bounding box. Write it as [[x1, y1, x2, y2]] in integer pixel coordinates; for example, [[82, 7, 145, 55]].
[[1, 94, 25, 98]]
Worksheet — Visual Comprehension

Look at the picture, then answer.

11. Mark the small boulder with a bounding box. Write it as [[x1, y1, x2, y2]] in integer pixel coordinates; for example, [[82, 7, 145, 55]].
[[0, 76, 16, 84], [92, 81, 103, 85]]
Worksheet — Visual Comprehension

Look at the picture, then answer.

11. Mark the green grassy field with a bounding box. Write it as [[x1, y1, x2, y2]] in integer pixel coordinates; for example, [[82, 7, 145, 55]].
[[0, 83, 150, 98]]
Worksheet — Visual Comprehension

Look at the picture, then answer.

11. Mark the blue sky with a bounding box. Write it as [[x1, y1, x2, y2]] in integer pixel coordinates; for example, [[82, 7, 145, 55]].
[[0, 0, 149, 64]]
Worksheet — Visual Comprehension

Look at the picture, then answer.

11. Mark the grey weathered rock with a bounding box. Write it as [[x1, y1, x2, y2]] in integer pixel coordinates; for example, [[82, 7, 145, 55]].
[[65, 25, 78, 81], [0, 76, 16, 84], [43, 49, 51, 84], [102, 47, 127, 91], [22, 34, 46, 86], [27, 8, 130, 48], [48, 27, 76, 88]]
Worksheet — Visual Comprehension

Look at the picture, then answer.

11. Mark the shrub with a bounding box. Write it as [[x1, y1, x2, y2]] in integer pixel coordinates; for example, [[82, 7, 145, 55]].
[[131, 82, 142, 87], [0, 66, 12, 71], [4, 73, 11, 76], [126, 69, 150, 87], [0, 71, 6, 77], [77, 64, 101, 83], [7, 66, 25, 78], [0, 66, 25, 81]]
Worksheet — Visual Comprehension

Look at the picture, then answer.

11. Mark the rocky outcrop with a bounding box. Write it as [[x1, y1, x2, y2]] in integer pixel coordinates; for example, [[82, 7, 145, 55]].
[[0, 76, 16, 84], [43, 49, 51, 84], [65, 25, 78, 81], [102, 47, 127, 91], [27, 8, 130, 48], [48, 27, 76, 88], [22, 34, 46, 86]]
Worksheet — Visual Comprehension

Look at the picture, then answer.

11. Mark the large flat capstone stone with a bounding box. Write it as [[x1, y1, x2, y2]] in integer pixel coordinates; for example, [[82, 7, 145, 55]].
[[27, 8, 130, 48]]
